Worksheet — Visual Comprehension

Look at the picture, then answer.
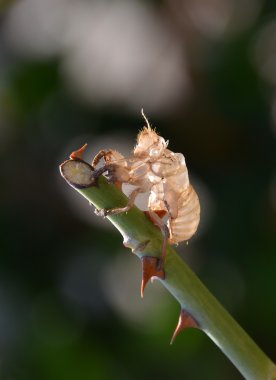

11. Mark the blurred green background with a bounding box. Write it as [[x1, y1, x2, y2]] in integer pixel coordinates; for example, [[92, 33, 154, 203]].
[[0, 0, 275, 379]]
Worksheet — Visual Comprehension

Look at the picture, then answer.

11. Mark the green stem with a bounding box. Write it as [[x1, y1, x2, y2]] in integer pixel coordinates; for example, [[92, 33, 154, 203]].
[[60, 159, 276, 380]]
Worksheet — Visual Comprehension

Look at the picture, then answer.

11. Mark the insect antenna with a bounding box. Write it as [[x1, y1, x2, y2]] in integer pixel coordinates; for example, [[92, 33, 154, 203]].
[[141, 108, 151, 129], [139, 109, 159, 138]]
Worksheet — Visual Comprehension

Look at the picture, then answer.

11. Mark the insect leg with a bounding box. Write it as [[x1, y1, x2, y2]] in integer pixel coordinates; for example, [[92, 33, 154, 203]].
[[148, 210, 170, 270], [92, 165, 110, 178], [160, 224, 170, 269], [92, 150, 113, 168], [95, 187, 142, 217]]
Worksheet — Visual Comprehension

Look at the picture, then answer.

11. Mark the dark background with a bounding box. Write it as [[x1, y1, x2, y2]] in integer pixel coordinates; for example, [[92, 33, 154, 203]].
[[0, 0, 275, 379]]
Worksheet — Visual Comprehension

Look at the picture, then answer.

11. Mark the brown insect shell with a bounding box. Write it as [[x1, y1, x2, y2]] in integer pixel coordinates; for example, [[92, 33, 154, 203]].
[[106, 127, 168, 190], [169, 185, 200, 244], [134, 126, 168, 159], [145, 148, 200, 244], [148, 151, 190, 212], [128, 160, 151, 188], [100, 126, 200, 245], [102, 150, 130, 183], [151, 151, 188, 180]]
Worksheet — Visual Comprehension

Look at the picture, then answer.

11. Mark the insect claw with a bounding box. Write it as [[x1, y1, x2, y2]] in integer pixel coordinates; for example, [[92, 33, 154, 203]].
[[157, 258, 164, 272], [106, 177, 114, 184], [94, 208, 108, 217], [170, 309, 199, 345], [70, 143, 88, 160], [141, 256, 165, 298]]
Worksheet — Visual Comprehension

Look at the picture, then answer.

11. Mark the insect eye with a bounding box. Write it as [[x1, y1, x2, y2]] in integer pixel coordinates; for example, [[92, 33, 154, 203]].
[[150, 149, 160, 158]]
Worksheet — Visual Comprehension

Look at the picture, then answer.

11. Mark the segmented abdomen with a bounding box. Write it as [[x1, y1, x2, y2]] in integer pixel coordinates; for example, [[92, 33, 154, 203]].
[[169, 185, 200, 244]]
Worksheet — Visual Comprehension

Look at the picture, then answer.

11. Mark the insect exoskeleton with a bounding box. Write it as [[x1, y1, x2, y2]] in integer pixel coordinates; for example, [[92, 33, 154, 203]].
[[92, 112, 200, 265]]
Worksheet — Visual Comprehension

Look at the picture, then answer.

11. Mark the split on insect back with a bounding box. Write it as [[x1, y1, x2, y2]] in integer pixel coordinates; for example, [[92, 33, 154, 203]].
[[60, 110, 201, 343], [91, 110, 200, 264]]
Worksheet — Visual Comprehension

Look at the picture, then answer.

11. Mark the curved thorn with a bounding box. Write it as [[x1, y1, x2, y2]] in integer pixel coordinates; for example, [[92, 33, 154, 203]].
[[170, 309, 199, 345], [141, 256, 165, 298], [70, 143, 88, 160]]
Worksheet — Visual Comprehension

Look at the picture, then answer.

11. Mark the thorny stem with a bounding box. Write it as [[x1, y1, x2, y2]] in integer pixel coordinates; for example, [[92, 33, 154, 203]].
[[60, 159, 276, 380]]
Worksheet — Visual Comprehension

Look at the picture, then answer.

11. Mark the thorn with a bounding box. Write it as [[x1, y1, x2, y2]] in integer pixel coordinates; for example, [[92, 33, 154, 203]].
[[70, 143, 88, 160], [141, 256, 165, 298], [170, 309, 199, 345]]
